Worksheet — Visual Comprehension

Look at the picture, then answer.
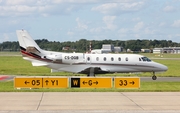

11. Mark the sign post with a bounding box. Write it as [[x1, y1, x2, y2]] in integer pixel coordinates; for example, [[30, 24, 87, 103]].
[[14, 77, 68, 89], [14, 76, 140, 89], [114, 77, 140, 88], [71, 77, 112, 88]]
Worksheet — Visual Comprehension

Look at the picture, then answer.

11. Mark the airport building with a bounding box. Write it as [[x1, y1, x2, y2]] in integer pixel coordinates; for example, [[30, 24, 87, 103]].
[[153, 47, 180, 54], [114, 47, 123, 53], [141, 49, 151, 53], [101, 44, 114, 53], [90, 44, 123, 54]]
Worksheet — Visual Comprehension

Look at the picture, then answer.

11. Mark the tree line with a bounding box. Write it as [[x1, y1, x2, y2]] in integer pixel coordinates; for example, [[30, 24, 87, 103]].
[[0, 39, 180, 52]]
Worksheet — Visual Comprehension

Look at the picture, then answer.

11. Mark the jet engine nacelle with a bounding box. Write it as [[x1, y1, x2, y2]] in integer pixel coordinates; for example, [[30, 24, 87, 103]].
[[43, 54, 62, 63]]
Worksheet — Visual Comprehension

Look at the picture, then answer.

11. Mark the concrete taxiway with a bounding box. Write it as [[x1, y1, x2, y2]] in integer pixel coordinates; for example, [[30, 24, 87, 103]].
[[0, 92, 180, 112]]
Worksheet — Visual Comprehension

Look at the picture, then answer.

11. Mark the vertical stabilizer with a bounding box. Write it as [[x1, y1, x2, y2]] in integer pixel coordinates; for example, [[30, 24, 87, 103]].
[[16, 30, 42, 53], [16, 30, 49, 66]]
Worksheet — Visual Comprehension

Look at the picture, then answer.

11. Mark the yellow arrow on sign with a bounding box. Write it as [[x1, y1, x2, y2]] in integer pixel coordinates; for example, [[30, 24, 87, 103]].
[[114, 77, 140, 88], [43, 78, 68, 88], [80, 77, 112, 88]]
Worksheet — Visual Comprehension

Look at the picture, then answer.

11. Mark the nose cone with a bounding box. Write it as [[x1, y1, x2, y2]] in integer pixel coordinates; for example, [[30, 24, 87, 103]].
[[156, 63, 168, 72], [161, 64, 168, 71]]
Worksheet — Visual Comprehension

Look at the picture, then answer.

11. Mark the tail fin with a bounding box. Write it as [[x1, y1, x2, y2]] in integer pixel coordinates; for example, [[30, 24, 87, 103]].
[[16, 30, 42, 54], [16, 30, 50, 66]]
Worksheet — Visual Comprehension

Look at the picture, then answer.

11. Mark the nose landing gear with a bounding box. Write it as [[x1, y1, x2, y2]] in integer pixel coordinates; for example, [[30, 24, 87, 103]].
[[152, 72, 157, 80]]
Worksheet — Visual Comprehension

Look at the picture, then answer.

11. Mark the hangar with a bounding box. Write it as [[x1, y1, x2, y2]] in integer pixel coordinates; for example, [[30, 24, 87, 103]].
[[153, 47, 180, 54]]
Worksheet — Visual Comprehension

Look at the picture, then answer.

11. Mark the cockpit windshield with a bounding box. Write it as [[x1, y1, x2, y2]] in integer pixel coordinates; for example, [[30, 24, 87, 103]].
[[141, 57, 151, 62]]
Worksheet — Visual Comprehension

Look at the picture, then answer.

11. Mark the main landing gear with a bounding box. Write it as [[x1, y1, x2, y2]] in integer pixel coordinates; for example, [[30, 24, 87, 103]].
[[152, 72, 157, 80], [87, 67, 95, 77]]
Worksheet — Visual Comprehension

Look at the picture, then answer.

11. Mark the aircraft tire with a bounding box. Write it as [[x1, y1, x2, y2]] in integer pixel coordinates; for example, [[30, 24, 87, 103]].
[[152, 75, 157, 80]]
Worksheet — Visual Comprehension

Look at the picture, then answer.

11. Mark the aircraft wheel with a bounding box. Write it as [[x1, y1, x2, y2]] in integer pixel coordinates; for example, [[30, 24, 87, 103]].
[[152, 75, 157, 80]]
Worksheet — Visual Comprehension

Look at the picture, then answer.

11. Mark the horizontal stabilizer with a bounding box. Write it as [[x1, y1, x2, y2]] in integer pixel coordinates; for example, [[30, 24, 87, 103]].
[[32, 62, 48, 66], [51, 69, 62, 73]]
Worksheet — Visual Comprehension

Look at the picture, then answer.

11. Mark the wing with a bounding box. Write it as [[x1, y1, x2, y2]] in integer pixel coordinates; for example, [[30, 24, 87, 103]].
[[79, 67, 109, 74], [58, 65, 110, 75]]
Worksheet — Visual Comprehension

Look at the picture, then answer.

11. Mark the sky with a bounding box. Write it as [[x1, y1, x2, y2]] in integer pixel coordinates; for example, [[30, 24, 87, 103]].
[[0, 0, 180, 43]]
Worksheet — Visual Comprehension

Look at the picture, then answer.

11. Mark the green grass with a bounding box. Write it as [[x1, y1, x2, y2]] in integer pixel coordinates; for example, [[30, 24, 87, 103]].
[[0, 56, 50, 75], [140, 53, 180, 58], [0, 52, 21, 56], [0, 81, 180, 92]]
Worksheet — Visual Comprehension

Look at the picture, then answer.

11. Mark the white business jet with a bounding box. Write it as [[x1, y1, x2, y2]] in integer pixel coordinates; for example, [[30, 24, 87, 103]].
[[16, 30, 168, 80]]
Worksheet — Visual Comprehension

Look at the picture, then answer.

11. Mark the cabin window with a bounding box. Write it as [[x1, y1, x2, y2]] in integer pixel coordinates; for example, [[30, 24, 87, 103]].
[[96, 57, 99, 61], [87, 57, 90, 61], [141, 57, 151, 62], [118, 57, 121, 61], [139, 58, 141, 61], [111, 57, 114, 61], [147, 58, 151, 62], [142, 57, 146, 61], [104, 57, 106, 61], [126, 57, 128, 61]]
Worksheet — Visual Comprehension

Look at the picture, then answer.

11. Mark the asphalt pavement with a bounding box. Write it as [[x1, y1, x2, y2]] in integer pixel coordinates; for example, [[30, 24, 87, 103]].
[[0, 76, 180, 113], [0, 92, 180, 113]]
